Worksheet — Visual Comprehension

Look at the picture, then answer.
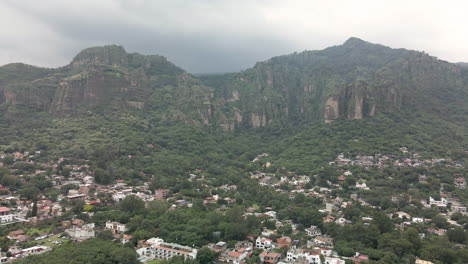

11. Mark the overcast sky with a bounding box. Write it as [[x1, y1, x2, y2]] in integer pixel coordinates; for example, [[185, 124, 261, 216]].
[[0, 0, 467, 74]]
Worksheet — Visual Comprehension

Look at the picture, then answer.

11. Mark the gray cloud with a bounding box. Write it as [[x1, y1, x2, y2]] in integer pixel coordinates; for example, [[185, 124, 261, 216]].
[[1, 0, 467, 73]]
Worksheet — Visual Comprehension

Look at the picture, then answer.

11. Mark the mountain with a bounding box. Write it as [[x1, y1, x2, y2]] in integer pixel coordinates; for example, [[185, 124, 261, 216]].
[[204, 37, 467, 127], [1, 38, 467, 131], [0, 45, 216, 125]]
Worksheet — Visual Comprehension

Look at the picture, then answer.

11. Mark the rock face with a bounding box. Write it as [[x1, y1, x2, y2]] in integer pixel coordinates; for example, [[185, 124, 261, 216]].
[[324, 96, 339, 123], [0, 45, 217, 124], [205, 37, 467, 129], [1, 39, 467, 129]]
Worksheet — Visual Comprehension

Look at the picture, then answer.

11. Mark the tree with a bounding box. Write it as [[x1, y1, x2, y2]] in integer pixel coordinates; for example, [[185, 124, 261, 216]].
[[97, 230, 114, 240], [94, 168, 113, 185], [19, 186, 40, 200], [433, 215, 449, 229], [447, 227, 466, 244], [196, 247, 214, 263], [31, 201, 38, 217], [371, 212, 393, 233], [120, 195, 145, 214]]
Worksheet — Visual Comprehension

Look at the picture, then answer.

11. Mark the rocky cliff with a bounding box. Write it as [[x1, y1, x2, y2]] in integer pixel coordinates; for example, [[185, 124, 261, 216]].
[[204, 38, 467, 128], [0, 45, 218, 125], [1, 39, 467, 129]]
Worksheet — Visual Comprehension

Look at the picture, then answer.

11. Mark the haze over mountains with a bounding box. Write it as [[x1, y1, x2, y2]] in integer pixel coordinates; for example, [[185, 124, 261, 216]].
[[1, 38, 467, 131]]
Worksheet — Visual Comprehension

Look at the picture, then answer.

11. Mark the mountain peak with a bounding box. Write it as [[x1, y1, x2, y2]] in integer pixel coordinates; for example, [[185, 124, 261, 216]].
[[71, 45, 128, 68], [342, 37, 369, 47]]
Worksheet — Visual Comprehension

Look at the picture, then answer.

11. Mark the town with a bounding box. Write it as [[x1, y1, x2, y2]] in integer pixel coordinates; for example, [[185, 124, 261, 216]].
[[0, 148, 466, 264]]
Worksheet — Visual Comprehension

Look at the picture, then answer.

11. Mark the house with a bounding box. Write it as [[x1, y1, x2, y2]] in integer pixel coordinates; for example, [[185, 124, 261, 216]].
[[335, 218, 351, 226], [286, 249, 321, 264], [427, 228, 446, 236], [121, 234, 133, 244], [235, 240, 253, 250], [11, 246, 51, 258], [454, 177, 466, 189], [418, 175, 428, 184], [67, 193, 86, 201], [219, 249, 250, 264], [395, 212, 411, 220], [323, 215, 336, 223], [314, 236, 333, 247], [155, 189, 170, 200], [429, 197, 447, 207], [0, 207, 14, 223], [355, 182, 369, 190], [105, 221, 127, 234], [210, 242, 227, 253], [350, 252, 369, 263], [137, 237, 197, 261], [321, 248, 332, 257], [7, 230, 24, 240], [305, 226, 322, 237], [72, 219, 85, 226], [259, 251, 281, 264], [262, 229, 276, 237], [415, 259, 434, 264], [275, 236, 292, 249], [452, 205, 467, 214], [255, 237, 273, 249]]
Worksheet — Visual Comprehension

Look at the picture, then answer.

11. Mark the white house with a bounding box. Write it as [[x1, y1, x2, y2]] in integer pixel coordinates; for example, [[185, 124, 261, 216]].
[[0, 207, 15, 224], [429, 197, 447, 207], [255, 237, 273, 249], [105, 221, 127, 234], [305, 226, 322, 237]]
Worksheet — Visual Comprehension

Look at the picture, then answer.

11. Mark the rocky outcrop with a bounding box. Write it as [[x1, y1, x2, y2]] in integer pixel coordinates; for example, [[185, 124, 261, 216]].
[[324, 96, 339, 123], [50, 66, 131, 114]]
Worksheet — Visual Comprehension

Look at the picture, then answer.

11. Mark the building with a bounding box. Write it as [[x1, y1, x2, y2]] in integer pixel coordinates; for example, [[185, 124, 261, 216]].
[[418, 175, 428, 184], [105, 221, 127, 234], [286, 249, 321, 264], [0, 207, 14, 223], [429, 197, 447, 207], [219, 250, 249, 264], [255, 237, 273, 249], [121, 234, 133, 244], [454, 177, 466, 189], [259, 251, 281, 264], [65, 223, 95, 241], [415, 259, 434, 264], [137, 237, 197, 261], [452, 205, 467, 214], [155, 189, 170, 200], [275, 236, 292, 249], [350, 252, 369, 263], [314, 236, 333, 248], [305, 226, 322, 237], [11, 246, 51, 258]]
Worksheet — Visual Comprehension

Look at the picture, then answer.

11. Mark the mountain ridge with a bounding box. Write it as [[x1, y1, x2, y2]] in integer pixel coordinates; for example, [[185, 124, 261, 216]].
[[0, 38, 467, 130]]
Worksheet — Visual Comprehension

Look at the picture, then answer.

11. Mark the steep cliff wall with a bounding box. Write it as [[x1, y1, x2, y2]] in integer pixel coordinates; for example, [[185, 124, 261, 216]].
[[1, 39, 467, 129]]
